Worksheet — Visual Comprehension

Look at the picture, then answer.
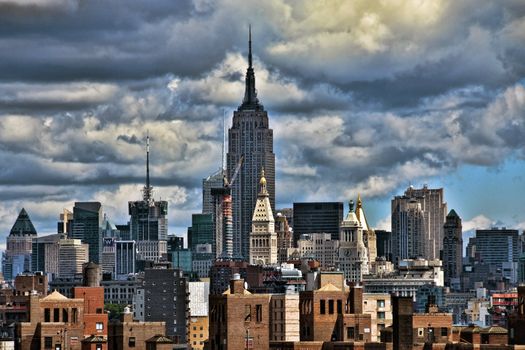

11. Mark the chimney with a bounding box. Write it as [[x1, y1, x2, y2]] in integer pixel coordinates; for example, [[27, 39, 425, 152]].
[[230, 273, 245, 294], [349, 285, 363, 314], [392, 295, 413, 350]]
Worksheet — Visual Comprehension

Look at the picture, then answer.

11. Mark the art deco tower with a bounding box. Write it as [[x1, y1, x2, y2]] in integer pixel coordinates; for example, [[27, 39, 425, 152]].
[[227, 28, 275, 260]]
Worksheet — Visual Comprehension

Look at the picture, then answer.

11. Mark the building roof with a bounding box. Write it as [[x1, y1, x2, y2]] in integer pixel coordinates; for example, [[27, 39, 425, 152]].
[[222, 287, 252, 295], [9, 208, 37, 236], [146, 335, 173, 344], [317, 283, 342, 292], [82, 335, 107, 343], [252, 169, 274, 223], [355, 194, 370, 231], [480, 326, 508, 334], [341, 200, 360, 228], [42, 290, 68, 301], [448, 209, 459, 218]]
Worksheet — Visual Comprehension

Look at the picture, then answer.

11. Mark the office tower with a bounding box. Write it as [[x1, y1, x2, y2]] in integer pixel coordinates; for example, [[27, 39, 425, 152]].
[[32, 234, 61, 275], [188, 213, 214, 252], [101, 237, 116, 276], [202, 169, 225, 214], [227, 28, 275, 260], [392, 199, 425, 262], [58, 238, 89, 278], [188, 281, 210, 350], [339, 201, 369, 282], [442, 209, 463, 290], [72, 201, 103, 264], [128, 136, 168, 242], [469, 228, 520, 264], [355, 195, 377, 264], [115, 240, 136, 278], [297, 233, 339, 269], [167, 235, 184, 251], [249, 170, 277, 265], [375, 230, 392, 260], [391, 185, 447, 262], [292, 202, 344, 242], [144, 267, 189, 342], [2, 208, 37, 280]]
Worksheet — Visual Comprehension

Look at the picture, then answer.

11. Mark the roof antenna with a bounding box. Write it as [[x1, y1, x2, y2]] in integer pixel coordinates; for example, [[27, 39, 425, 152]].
[[248, 24, 252, 68], [143, 131, 153, 202]]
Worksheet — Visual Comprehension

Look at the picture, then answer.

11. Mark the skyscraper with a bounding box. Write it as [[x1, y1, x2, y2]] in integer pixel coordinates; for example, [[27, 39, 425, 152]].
[[72, 201, 103, 264], [391, 185, 447, 262], [128, 135, 168, 242], [442, 209, 463, 290], [2, 208, 37, 280], [249, 169, 277, 265], [227, 27, 275, 260], [355, 195, 377, 264], [292, 202, 344, 242]]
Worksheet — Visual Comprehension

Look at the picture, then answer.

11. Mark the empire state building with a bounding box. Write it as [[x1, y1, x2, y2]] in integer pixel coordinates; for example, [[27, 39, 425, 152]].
[[227, 28, 275, 260]]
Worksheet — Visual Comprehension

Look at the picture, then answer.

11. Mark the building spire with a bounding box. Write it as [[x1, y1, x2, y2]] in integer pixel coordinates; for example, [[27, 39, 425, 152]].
[[143, 132, 153, 202], [259, 167, 268, 196], [240, 24, 262, 111], [249, 24, 253, 68]]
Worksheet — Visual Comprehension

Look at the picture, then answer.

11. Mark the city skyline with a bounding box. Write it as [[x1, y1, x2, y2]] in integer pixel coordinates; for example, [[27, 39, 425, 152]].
[[0, 1, 525, 243]]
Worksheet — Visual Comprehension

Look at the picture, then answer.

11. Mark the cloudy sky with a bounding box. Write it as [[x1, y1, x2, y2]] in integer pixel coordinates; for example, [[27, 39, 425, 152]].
[[0, 0, 524, 244]]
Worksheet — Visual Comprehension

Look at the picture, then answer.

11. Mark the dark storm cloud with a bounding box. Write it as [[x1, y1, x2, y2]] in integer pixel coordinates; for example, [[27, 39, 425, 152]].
[[0, 0, 525, 236]]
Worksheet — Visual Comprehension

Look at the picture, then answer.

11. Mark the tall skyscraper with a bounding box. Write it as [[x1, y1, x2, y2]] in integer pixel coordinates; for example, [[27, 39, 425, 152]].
[[128, 135, 168, 242], [249, 170, 277, 265], [2, 208, 37, 280], [391, 185, 447, 262], [391, 198, 425, 262], [442, 209, 463, 290], [292, 202, 344, 242], [227, 28, 275, 260], [72, 201, 103, 264]]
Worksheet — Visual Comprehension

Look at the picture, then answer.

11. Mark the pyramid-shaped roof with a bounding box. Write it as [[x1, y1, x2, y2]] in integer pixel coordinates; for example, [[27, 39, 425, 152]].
[[317, 283, 342, 292], [252, 170, 274, 223], [42, 290, 68, 301], [447, 209, 459, 218], [9, 208, 37, 236]]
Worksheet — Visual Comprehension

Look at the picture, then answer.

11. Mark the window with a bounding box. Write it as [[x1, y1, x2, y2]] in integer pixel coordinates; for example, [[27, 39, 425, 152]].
[[418, 328, 424, 337], [96, 322, 104, 330], [72, 308, 78, 323], [44, 308, 50, 322], [53, 308, 60, 322], [96, 345, 102, 350], [441, 327, 448, 337], [62, 309, 68, 323], [44, 337, 53, 349], [320, 300, 326, 314], [256, 304, 262, 323], [378, 324, 385, 331], [244, 305, 251, 322], [377, 299, 385, 308], [328, 300, 334, 314], [337, 300, 342, 314], [347, 327, 355, 339], [128, 337, 136, 347], [377, 311, 385, 320]]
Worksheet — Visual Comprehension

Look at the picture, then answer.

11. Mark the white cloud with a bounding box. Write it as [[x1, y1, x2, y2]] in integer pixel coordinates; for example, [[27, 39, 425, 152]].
[[463, 214, 493, 232]]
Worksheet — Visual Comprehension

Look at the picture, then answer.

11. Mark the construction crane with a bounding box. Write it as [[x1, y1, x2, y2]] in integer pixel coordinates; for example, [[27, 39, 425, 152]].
[[211, 155, 244, 260]]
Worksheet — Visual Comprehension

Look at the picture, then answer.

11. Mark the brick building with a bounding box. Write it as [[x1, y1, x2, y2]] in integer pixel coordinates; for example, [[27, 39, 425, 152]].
[[299, 273, 371, 342], [209, 275, 271, 350], [509, 285, 525, 345], [16, 291, 85, 350], [108, 308, 170, 350]]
